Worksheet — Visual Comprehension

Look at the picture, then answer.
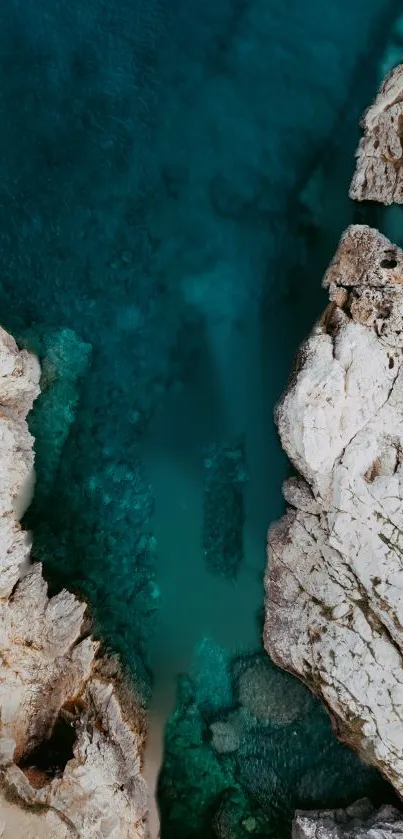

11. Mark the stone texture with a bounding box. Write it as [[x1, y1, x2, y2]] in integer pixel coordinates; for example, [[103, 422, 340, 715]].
[[264, 224, 403, 796], [292, 798, 403, 838], [0, 326, 148, 838], [237, 658, 315, 726], [210, 718, 241, 754], [350, 63, 403, 204]]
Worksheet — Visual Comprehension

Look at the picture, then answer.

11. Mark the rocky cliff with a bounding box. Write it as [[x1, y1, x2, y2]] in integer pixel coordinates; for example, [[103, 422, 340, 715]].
[[0, 326, 148, 838], [350, 62, 403, 204], [292, 799, 403, 839], [264, 53, 403, 812], [264, 222, 403, 794]]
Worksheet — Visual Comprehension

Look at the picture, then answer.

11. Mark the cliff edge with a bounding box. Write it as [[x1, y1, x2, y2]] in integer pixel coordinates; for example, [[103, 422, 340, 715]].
[[0, 326, 148, 838], [264, 223, 403, 795]]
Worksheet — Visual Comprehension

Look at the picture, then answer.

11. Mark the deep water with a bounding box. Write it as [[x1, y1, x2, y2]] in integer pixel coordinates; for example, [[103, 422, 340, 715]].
[[1, 0, 402, 836]]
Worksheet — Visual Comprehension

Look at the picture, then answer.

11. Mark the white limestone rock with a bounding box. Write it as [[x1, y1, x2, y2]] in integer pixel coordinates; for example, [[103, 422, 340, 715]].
[[265, 224, 403, 796], [0, 326, 148, 838], [292, 798, 403, 838], [350, 63, 403, 204]]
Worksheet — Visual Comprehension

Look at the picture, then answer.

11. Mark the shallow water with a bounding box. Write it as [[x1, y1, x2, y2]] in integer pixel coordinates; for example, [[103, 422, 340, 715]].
[[0, 0, 401, 835], [141, 306, 274, 832]]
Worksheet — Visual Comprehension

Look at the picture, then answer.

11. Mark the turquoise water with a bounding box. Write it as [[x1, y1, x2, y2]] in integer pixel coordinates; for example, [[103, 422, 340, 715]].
[[0, 0, 401, 835]]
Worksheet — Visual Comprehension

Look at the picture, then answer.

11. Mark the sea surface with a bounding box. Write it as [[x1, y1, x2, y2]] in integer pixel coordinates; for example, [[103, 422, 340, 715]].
[[1, 0, 401, 835]]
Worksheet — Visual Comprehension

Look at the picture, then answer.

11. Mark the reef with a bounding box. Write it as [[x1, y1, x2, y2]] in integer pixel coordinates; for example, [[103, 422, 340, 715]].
[[292, 798, 403, 838], [0, 326, 148, 838], [158, 645, 388, 839]]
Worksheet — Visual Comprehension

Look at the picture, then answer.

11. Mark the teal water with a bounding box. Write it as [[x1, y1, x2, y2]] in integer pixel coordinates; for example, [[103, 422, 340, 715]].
[[0, 1, 401, 835]]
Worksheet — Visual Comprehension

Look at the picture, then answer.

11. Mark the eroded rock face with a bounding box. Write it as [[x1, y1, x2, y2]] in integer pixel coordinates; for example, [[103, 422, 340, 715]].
[[264, 225, 403, 796], [350, 63, 403, 204], [0, 326, 148, 838], [292, 798, 403, 838]]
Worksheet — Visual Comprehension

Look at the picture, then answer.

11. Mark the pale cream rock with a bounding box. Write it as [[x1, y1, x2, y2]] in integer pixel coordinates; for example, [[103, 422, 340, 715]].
[[292, 799, 403, 838], [0, 326, 148, 838], [350, 63, 403, 204], [265, 225, 403, 796]]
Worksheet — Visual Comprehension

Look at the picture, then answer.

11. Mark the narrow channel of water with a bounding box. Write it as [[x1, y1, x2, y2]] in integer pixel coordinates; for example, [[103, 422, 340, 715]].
[[141, 297, 285, 835]]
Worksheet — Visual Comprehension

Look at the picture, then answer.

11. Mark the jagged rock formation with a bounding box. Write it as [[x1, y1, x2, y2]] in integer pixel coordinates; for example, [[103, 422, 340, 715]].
[[350, 62, 403, 204], [264, 224, 403, 796], [0, 326, 148, 838], [292, 798, 403, 838]]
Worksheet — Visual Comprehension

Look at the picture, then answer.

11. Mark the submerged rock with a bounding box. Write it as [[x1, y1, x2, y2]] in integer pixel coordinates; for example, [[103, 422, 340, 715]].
[[350, 63, 403, 204], [0, 326, 148, 837], [24, 327, 92, 509], [264, 224, 403, 796], [210, 717, 241, 754], [212, 786, 270, 839], [203, 437, 247, 580], [237, 657, 315, 726], [292, 798, 403, 838]]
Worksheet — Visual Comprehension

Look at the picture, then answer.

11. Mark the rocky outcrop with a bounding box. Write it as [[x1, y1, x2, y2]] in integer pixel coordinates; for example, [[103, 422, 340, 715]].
[[292, 798, 403, 838], [0, 326, 148, 838], [264, 224, 403, 796], [350, 62, 403, 204]]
